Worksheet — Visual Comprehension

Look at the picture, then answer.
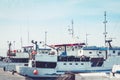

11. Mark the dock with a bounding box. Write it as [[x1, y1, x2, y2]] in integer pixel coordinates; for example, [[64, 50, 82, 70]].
[[0, 68, 32, 80], [1, 66, 120, 80], [75, 72, 120, 80], [56, 72, 120, 80]]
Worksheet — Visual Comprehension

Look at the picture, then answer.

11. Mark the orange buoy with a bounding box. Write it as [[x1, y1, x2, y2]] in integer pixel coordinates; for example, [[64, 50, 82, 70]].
[[33, 69, 38, 75]]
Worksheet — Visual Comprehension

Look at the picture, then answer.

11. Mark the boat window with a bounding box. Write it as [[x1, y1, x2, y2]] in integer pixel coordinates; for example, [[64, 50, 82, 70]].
[[58, 56, 82, 62], [58, 56, 67, 61], [75, 46, 77, 49], [63, 63, 66, 65], [72, 48, 74, 51], [81, 63, 84, 65], [68, 56, 74, 61], [113, 50, 115, 53], [118, 52, 120, 56], [75, 63, 78, 65], [97, 54, 99, 56], [32, 61, 36, 67], [99, 52, 102, 54], [91, 58, 104, 67], [75, 57, 80, 61], [42, 51, 45, 54], [89, 52, 92, 54], [17, 50, 21, 53], [10, 58, 28, 63], [36, 61, 56, 68], [78, 46, 82, 49], [80, 56, 90, 62], [23, 48, 28, 52], [24, 64, 28, 66], [69, 63, 72, 65]]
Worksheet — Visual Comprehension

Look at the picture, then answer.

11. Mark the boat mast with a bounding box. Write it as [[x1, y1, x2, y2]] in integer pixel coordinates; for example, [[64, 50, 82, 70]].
[[20, 36, 23, 48], [45, 31, 47, 48], [71, 19, 74, 38], [20, 26, 23, 48], [27, 26, 30, 44], [85, 34, 90, 46], [68, 19, 74, 38], [103, 11, 107, 46]]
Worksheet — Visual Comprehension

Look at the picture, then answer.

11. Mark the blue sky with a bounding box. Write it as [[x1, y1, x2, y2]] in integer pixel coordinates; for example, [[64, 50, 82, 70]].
[[0, 0, 120, 56]]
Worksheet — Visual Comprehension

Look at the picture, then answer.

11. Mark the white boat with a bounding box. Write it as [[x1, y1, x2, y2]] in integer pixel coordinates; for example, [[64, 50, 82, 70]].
[[2, 42, 33, 72], [16, 47, 59, 77], [15, 41, 120, 78]]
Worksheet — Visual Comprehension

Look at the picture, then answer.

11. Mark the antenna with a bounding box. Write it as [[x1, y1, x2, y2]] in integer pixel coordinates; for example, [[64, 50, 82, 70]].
[[71, 19, 74, 37], [85, 33, 90, 46], [68, 19, 74, 38], [27, 26, 30, 44], [20, 26, 23, 48], [45, 31, 47, 48], [20, 36, 23, 48], [103, 11, 107, 46]]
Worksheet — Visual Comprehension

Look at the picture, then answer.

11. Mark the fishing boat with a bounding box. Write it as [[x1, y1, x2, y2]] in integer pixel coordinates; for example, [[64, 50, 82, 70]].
[[2, 42, 33, 72], [15, 40, 120, 78]]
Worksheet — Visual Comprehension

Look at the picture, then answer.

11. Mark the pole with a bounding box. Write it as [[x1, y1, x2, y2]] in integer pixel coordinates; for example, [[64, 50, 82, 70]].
[[45, 31, 47, 48], [103, 11, 107, 46], [27, 26, 29, 44], [71, 19, 74, 38], [86, 34, 88, 46]]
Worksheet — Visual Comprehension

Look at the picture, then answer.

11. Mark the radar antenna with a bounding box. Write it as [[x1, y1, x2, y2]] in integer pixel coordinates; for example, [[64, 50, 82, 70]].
[[103, 11, 107, 46], [68, 19, 74, 38]]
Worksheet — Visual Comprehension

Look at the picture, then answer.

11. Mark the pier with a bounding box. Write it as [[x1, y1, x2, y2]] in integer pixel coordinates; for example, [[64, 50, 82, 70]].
[[75, 73, 120, 80], [0, 68, 32, 80], [1, 67, 120, 80]]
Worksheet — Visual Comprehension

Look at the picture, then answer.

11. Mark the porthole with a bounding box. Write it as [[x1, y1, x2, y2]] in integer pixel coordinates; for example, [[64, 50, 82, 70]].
[[72, 48, 74, 51], [63, 63, 66, 65], [113, 50, 115, 53], [69, 63, 72, 65], [81, 63, 84, 65], [75, 63, 78, 65], [89, 52, 92, 54], [118, 52, 120, 56]]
